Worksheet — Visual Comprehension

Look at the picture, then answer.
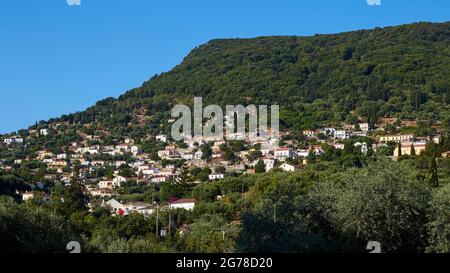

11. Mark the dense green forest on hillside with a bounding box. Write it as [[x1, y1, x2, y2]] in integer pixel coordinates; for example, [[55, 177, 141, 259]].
[[38, 21, 450, 137]]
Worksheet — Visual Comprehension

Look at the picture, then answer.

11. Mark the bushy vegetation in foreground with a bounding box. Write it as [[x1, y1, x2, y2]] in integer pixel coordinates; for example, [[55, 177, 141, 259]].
[[1, 158, 450, 253]]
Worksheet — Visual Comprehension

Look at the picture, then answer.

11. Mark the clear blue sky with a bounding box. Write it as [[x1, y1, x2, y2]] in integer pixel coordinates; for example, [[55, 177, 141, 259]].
[[1, 0, 449, 134]]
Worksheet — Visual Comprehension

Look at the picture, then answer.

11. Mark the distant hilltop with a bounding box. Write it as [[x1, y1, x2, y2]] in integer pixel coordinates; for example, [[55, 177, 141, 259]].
[[4, 21, 450, 138]]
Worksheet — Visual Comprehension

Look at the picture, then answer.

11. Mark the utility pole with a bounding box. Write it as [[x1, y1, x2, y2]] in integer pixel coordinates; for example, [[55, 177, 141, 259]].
[[222, 227, 226, 241], [152, 186, 155, 204], [155, 203, 159, 240], [168, 211, 172, 237], [221, 227, 227, 253], [273, 203, 277, 223]]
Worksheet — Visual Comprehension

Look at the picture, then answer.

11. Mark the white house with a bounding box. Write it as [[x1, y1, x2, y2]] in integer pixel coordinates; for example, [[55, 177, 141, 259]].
[[90, 188, 117, 198], [139, 165, 160, 176], [22, 192, 35, 202], [394, 142, 427, 157], [181, 152, 194, 160], [131, 146, 142, 156], [311, 145, 324, 156], [274, 148, 294, 161], [76, 146, 99, 155], [57, 153, 68, 160], [123, 202, 153, 215], [39, 129, 49, 136], [263, 158, 275, 172], [158, 149, 175, 158], [432, 136, 441, 144], [105, 199, 126, 214], [323, 128, 336, 135], [332, 143, 345, 150], [353, 131, 369, 137], [91, 160, 105, 167], [194, 150, 204, 160], [115, 144, 131, 153], [105, 199, 153, 215], [169, 199, 196, 211], [260, 148, 271, 156], [159, 169, 175, 178], [22, 192, 51, 203], [358, 123, 370, 132], [334, 130, 351, 140], [137, 164, 156, 173], [114, 161, 127, 168], [213, 140, 226, 148], [136, 206, 156, 216], [151, 176, 167, 183], [297, 149, 310, 158], [99, 180, 114, 189], [156, 134, 168, 143], [208, 173, 225, 181], [76, 147, 89, 154], [4, 137, 23, 144], [184, 138, 205, 148], [279, 163, 297, 172], [303, 130, 317, 138], [3, 138, 14, 145], [112, 176, 127, 187], [165, 164, 176, 170], [354, 142, 369, 155], [379, 134, 414, 143]]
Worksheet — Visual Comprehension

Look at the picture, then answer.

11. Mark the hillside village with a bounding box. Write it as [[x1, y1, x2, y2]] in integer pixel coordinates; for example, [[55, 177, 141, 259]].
[[1, 115, 448, 217], [1, 19, 450, 253]]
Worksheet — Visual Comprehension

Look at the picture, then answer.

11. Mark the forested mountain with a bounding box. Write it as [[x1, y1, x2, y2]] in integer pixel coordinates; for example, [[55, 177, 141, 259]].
[[2, 22, 450, 254], [39, 21, 450, 138]]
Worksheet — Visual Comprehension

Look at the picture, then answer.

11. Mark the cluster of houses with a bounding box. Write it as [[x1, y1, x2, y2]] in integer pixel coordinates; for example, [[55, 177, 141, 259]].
[[3, 129, 49, 145], [1, 117, 448, 217], [299, 122, 443, 158], [104, 198, 196, 216], [3, 136, 24, 145]]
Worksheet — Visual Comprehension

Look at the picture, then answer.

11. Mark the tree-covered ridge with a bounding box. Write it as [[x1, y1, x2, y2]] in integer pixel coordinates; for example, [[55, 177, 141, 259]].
[[1, 22, 450, 254], [35, 21, 449, 137], [132, 22, 450, 105]]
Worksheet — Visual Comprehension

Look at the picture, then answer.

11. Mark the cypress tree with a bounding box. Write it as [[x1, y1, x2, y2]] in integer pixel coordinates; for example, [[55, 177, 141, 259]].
[[307, 150, 317, 164], [255, 160, 266, 173], [427, 157, 439, 188], [410, 144, 416, 156]]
